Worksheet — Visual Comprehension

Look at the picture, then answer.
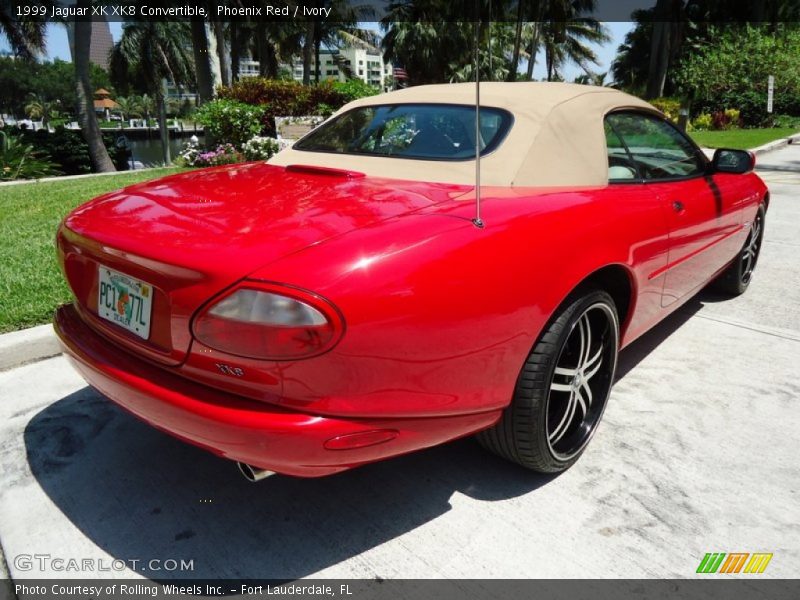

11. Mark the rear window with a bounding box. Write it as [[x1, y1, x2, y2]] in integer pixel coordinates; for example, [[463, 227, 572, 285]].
[[293, 103, 513, 161]]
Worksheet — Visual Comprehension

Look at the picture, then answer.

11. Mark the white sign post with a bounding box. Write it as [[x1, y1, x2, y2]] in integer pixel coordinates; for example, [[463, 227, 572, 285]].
[[767, 75, 774, 114]]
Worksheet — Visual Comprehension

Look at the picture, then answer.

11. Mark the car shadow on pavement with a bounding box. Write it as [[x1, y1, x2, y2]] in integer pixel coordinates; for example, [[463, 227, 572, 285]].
[[24, 388, 556, 583], [25, 290, 716, 583], [615, 294, 704, 381]]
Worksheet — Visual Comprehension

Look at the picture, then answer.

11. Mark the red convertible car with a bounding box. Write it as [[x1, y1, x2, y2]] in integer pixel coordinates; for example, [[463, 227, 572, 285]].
[[54, 83, 767, 480]]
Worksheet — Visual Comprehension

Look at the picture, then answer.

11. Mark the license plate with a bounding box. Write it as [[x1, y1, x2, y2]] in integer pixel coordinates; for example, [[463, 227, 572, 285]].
[[97, 266, 153, 340]]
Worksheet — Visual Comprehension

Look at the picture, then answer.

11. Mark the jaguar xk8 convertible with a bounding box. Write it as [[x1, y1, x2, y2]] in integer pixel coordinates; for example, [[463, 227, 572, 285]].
[[54, 83, 767, 479]]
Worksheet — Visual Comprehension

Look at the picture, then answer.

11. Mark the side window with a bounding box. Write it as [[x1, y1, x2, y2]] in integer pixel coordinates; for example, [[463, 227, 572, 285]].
[[605, 121, 638, 181], [606, 112, 706, 180]]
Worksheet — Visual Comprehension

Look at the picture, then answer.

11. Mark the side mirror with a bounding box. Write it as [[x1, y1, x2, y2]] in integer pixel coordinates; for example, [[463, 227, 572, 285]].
[[712, 148, 755, 174]]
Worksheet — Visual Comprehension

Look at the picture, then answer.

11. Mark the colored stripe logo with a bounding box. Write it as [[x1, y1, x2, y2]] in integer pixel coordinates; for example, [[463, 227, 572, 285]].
[[697, 552, 773, 574]]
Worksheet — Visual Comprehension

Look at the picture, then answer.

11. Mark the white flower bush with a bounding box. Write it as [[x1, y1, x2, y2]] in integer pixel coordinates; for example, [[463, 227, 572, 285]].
[[242, 136, 281, 161]]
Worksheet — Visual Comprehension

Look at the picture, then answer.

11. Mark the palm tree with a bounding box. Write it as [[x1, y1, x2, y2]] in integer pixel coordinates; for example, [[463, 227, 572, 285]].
[[110, 21, 194, 165], [114, 96, 143, 122], [139, 94, 155, 121], [540, 18, 609, 81], [212, 19, 230, 86], [0, 1, 47, 60], [305, 1, 379, 84], [190, 16, 215, 103], [24, 95, 61, 127], [73, 4, 116, 173]]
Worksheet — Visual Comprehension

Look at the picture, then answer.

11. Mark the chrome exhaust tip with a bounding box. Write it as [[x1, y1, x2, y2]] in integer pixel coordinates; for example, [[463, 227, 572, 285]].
[[237, 462, 275, 482]]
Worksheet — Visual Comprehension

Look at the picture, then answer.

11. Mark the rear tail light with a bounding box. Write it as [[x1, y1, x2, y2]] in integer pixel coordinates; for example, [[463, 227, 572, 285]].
[[192, 282, 344, 360]]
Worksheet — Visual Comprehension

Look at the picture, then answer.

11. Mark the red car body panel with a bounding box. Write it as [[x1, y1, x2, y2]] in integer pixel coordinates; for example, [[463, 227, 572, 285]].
[[54, 157, 767, 476]]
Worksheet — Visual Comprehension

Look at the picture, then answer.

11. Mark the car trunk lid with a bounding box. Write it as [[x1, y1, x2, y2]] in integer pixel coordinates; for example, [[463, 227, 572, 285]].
[[58, 162, 464, 364]]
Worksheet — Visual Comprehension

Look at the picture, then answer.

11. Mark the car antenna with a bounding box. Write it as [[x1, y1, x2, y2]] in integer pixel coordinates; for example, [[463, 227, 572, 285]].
[[472, 6, 485, 229]]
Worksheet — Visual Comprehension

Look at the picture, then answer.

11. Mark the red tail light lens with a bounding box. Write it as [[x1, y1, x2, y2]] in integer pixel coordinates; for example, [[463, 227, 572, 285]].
[[192, 283, 344, 360]]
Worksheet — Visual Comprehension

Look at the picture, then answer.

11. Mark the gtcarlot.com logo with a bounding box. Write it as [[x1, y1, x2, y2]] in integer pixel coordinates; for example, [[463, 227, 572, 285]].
[[14, 554, 194, 573], [696, 552, 773, 574]]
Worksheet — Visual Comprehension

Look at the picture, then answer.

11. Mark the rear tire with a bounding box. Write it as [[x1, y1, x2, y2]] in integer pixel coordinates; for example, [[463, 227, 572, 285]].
[[477, 290, 619, 473], [713, 206, 765, 296]]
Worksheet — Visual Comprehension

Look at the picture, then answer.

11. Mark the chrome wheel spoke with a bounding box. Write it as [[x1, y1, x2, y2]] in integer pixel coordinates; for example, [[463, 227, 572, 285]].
[[584, 354, 604, 381], [575, 387, 588, 416], [550, 381, 572, 393], [554, 366, 577, 378], [549, 390, 576, 444], [581, 381, 593, 407]]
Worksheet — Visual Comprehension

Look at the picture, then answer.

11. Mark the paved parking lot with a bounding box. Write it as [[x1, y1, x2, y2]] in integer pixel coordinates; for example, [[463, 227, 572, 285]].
[[0, 145, 798, 581]]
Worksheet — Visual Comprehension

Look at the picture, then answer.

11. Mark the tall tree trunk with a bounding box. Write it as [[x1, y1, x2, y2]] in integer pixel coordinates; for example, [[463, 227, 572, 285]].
[[525, 23, 541, 80], [302, 21, 314, 85], [645, 0, 682, 99], [507, 0, 524, 81], [156, 87, 170, 165], [230, 22, 240, 82], [263, 41, 278, 78], [73, 15, 115, 172], [645, 21, 670, 99], [214, 20, 230, 87], [191, 18, 214, 103], [314, 27, 321, 84], [256, 22, 268, 76]]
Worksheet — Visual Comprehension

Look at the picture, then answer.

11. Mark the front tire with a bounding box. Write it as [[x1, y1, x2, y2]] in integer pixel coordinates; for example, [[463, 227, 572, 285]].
[[713, 206, 765, 296], [477, 290, 620, 473]]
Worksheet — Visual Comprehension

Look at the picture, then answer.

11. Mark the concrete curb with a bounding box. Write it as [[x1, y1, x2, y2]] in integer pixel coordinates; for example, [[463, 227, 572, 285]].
[[0, 165, 178, 188], [0, 324, 60, 372], [750, 132, 800, 156]]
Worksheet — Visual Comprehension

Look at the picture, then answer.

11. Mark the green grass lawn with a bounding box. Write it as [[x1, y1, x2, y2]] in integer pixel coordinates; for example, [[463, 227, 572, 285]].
[[690, 127, 799, 149], [0, 167, 184, 333]]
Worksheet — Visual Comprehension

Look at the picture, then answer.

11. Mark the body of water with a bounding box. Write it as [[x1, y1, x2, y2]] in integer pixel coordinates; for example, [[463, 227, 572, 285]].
[[126, 135, 205, 168]]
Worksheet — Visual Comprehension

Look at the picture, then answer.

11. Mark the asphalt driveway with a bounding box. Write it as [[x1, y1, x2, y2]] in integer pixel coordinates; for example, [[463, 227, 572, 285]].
[[0, 145, 798, 580]]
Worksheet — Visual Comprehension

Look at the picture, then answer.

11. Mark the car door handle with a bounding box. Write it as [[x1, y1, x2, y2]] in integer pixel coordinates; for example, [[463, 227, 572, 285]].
[[672, 200, 685, 212]]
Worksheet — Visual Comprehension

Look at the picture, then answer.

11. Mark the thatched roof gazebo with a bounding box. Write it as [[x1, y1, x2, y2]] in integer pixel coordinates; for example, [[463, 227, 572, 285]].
[[93, 88, 119, 118]]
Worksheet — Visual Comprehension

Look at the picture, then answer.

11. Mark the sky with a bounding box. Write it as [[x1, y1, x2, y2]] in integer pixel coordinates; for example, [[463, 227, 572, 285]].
[[3, 21, 634, 82]]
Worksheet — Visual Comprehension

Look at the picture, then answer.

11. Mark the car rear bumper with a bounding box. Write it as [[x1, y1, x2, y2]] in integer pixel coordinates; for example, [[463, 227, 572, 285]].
[[54, 303, 500, 477]]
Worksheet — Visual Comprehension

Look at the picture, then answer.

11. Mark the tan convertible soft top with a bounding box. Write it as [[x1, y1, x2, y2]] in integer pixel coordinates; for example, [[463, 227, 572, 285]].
[[268, 82, 660, 187]]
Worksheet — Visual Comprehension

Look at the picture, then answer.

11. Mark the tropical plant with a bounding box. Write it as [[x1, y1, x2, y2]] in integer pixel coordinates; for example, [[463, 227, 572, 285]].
[[24, 96, 62, 127], [538, 9, 610, 82], [691, 113, 712, 131], [0, 135, 60, 180], [114, 95, 143, 121], [0, 0, 47, 60], [194, 99, 265, 149], [12, 126, 132, 174], [302, 0, 379, 85], [110, 20, 195, 164]]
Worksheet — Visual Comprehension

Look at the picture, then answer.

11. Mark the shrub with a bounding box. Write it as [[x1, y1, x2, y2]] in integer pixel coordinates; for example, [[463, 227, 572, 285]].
[[242, 136, 280, 161], [710, 108, 742, 130], [194, 99, 265, 149], [650, 97, 682, 123], [692, 113, 713, 130], [11, 126, 130, 174], [217, 78, 379, 119], [769, 114, 800, 128], [332, 79, 381, 102], [675, 26, 800, 126], [178, 142, 243, 168], [0, 135, 61, 180]]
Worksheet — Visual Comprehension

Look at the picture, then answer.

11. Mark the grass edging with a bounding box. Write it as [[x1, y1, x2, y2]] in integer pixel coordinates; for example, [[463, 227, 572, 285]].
[[0, 167, 185, 334]]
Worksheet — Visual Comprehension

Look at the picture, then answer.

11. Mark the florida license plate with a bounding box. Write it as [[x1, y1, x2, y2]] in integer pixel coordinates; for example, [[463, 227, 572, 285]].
[[98, 266, 153, 340]]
